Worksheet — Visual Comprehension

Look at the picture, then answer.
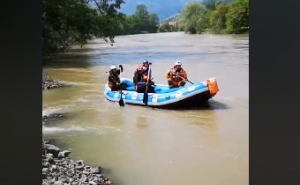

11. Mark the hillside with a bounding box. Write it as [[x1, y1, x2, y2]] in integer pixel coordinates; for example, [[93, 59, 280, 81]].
[[119, 0, 194, 20], [160, 14, 180, 24], [119, 0, 235, 22]]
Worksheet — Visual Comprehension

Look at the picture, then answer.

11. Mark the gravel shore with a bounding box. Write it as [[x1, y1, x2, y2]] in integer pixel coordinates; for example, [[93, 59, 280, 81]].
[[42, 140, 113, 185], [42, 72, 113, 185]]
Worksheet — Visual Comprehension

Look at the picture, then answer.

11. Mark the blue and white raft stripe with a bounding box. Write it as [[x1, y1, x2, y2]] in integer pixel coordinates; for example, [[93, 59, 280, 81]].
[[103, 80, 210, 107]]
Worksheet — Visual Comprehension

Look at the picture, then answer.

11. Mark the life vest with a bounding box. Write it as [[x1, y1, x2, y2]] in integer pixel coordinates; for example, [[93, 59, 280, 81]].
[[136, 65, 151, 82], [136, 66, 144, 71], [108, 73, 120, 83], [108, 70, 120, 89], [134, 81, 146, 91], [136, 66, 149, 74], [169, 68, 186, 83]]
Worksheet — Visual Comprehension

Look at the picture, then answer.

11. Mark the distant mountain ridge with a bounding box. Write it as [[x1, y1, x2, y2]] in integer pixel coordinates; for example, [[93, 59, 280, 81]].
[[160, 13, 180, 24], [119, 0, 197, 21]]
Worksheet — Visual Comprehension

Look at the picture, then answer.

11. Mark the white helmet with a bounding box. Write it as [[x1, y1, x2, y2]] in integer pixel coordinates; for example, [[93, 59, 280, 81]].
[[110, 65, 117, 70], [175, 61, 182, 66]]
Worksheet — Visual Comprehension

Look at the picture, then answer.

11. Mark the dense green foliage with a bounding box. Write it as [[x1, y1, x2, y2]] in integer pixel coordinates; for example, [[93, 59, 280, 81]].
[[158, 14, 179, 33], [42, 0, 125, 56], [158, 23, 178, 33], [178, 0, 249, 34], [119, 5, 159, 35], [43, 0, 160, 56], [117, 0, 193, 20], [43, 0, 248, 56], [178, 2, 208, 34]]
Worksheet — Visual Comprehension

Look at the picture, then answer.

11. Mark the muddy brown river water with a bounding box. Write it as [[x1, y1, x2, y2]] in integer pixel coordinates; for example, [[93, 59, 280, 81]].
[[43, 32, 249, 185]]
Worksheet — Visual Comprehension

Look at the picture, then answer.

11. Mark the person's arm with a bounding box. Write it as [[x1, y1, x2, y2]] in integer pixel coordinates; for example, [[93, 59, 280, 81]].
[[133, 71, 139, 84], [108, 74, 119, 84], [108, 75, 113, 82], [165, 70, 171, 79], [116, 76, 121, 83], [181, 69, 187, 79]]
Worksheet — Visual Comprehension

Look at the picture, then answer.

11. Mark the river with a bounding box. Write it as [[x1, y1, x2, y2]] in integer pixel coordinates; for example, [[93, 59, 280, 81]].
[[42, 32, 249, 185]]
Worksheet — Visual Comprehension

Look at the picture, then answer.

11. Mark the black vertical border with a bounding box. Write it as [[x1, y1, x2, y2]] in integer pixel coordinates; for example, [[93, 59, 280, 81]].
[[250, 0, 300, 185], [0, 0, 42, 184]]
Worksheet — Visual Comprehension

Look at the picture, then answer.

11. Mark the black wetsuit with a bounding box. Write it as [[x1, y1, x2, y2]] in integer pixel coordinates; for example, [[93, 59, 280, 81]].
[[108, 69, 121, 83], [133, 69, 155, 93], [108, 69, 121, 91]]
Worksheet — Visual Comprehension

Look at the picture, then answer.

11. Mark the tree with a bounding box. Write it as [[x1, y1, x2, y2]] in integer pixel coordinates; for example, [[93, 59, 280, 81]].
[[209, 3, 230, 33], [122, 15, 140, 34], [133, 4, 149, 31], [149, 14, 159, 26], [42, 0, 125, 56], [116, 4, 161, 35], [178, 2, 208, 34], [135, 4, 149, 20], [202, 0, 222, 10], [177, 0, 249, 34], [158, 23, 171, 32], [202, 0, 235, 10], [148, 13, 160, 33], [225, 0, 249, 33], [120, 4, 160, 34]]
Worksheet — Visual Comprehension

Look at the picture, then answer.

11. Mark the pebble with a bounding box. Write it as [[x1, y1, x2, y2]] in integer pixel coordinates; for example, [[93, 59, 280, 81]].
[[89, 181, 97, 185], [58, 150, 71, 158], [54, 181, 63, 185], [91, 167, 102, 174], [42, 140, 113, 185]]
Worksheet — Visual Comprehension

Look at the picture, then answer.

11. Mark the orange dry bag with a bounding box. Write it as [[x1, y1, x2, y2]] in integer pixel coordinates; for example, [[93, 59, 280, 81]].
[[206, 78, 219, 95]]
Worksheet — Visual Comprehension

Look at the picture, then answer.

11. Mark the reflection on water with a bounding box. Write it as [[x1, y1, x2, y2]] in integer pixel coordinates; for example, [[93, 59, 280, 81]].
[[43, 32, 249, 185]]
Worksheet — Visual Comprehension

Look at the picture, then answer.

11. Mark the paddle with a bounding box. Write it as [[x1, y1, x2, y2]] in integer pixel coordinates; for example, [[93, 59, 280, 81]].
[[173, 72, 194, 85], [142, 62, 152, 105], [118, 65, 125, 107]]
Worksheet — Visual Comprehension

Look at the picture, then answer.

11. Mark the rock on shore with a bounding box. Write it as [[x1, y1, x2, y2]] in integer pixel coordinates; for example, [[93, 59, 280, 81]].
[[43, 70, 62, 90], [42, 140, 113, 185], [42, 69, 113, 184], [43, 114, 64, 125]]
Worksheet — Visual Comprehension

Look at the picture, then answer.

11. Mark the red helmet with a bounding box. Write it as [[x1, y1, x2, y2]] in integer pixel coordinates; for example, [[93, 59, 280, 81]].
[[136, 65, 143, 71]]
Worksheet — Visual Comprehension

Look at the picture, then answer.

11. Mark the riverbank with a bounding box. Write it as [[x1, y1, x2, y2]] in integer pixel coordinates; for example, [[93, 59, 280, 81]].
[[42, 72, 113, 185], [42, 140, 113, 185], [43, 70, 62, 90]]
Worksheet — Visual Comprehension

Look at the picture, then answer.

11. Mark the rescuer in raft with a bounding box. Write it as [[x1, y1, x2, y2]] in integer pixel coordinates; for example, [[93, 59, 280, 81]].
[[133, 60, 154, 93], [107, 65, 124, 91], [165, 61, 188, 88]]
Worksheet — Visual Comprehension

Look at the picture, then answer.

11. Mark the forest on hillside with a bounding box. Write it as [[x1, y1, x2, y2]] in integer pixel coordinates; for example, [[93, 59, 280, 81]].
[[42, 0, 159, 56], [159, 0, 249, 34], [42, 0, 248, 56], [117, 0, 191, 20]]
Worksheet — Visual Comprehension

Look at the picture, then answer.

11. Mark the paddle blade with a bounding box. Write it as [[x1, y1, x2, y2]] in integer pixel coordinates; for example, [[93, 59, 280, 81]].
[[143, 92, 148, 105], [119, 92, 125, 107], [119, 65, 124, 72], [119, 98, 125, 107]]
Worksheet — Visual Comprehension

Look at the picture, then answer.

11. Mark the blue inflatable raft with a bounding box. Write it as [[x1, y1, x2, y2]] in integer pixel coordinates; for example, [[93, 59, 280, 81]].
[[103, 78, 219, 108]]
